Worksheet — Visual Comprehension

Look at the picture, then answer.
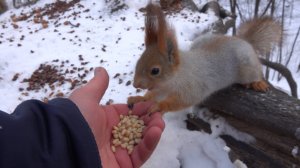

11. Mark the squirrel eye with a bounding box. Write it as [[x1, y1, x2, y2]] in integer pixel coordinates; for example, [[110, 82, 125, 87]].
[[151, 67, 160, 76]]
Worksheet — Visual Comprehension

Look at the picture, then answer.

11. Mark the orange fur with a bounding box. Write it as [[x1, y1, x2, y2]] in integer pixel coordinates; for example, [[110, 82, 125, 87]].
[[200, 36, 231, 51], [145, 3, 180, 67], [149, 94, 190, 113], [145, 4, 158, 46], [127, 91, 155, 105], [167, 28, 180, 66], [156, 7, 167, 54], [250, 81, 269, 92], [145, 3, 167, 53], [238, 16, 282, 55]]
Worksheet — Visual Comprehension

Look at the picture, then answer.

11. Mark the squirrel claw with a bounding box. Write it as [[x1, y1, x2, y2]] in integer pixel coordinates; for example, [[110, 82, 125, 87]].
[[127, 96, 145, 105], [127, 103, 134, 110]]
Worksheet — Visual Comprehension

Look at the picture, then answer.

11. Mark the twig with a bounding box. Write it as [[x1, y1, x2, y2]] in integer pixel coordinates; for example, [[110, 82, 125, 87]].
[[260, 58, 298, 98], [235, 2, 245, 22], [285, 25, 300, 67], [229, 0, 237, 35], [260, 0, 273, 17], [276, 0, 286, 81]]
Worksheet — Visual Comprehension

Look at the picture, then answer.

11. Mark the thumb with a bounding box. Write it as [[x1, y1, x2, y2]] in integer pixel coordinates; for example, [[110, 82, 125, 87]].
[[83, 67, 109, 103]]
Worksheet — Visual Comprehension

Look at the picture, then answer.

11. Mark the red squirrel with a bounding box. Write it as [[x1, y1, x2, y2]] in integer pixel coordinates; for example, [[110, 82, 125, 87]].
[[127, 3, 282, 114]]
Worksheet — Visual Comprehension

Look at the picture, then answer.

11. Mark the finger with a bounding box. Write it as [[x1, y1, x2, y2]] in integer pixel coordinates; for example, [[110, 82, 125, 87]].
[[111, 102, 153, 117], [131, 126, 163, 168], [84, 67, 109, 103], [142, 113, 165, 137], [113, 102, 153, 116], [140, 112, 161, 125], [111, 104, 130, 116], [131, 102, 154, 116], [114, 148, 133, 168]]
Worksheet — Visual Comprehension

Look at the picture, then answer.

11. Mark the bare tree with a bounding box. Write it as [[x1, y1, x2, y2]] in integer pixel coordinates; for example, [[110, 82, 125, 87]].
[[229, 0, 237, 35], [263, 0, 275, 81], [0, 0, 7, 14], [285, 26, 300, 67], [274, 0, 285, 81], [260, 0, 274, 17], [254, 0, 260, 18]]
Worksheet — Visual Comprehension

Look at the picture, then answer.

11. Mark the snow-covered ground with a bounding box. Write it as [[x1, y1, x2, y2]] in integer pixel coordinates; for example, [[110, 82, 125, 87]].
[[0, 0, 299, 168]]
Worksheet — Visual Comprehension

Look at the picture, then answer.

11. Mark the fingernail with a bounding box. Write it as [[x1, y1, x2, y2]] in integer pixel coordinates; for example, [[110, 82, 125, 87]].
[[94, 67, 103, 76]]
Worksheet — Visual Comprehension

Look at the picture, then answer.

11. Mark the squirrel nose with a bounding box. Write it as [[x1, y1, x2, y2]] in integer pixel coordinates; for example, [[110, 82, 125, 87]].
[[133, 81, 141, 88]]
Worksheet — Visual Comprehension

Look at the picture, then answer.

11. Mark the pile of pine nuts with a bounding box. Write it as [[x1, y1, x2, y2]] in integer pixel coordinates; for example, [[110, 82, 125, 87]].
[[111, 111, 145, 154]]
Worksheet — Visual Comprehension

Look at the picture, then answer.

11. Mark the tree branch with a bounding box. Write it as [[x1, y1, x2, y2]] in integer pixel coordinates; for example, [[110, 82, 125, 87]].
[[260, 58, 298, 98]]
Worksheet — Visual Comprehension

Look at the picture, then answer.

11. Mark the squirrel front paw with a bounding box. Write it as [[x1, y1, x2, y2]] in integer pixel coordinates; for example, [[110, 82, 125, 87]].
[[250, 81, 269, 92], [148, 103, 161, 114], [148, 104, 168, 116], [127, 96, 146, 109]]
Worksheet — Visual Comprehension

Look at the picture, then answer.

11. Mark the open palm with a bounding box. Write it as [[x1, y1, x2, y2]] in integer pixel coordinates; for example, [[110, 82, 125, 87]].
[[70, 67, 165, 168]]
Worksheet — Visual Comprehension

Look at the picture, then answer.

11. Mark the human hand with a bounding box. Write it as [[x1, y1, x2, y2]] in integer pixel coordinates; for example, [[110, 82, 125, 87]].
[[69, 67, 165, 168]]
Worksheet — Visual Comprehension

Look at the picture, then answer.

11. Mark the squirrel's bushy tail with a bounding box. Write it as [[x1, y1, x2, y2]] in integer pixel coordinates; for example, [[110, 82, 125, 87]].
[[237, 17, 282, 55]]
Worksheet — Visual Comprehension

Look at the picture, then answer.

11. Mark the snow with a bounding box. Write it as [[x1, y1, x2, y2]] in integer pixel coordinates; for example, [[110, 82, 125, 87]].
[[233, 160, 247, 168], [292, 146, 299, 158], [295, 128, 300, 140], [142, 110, 234, 168], [0, 0, 299, 168], [196, 108, 255, 143]]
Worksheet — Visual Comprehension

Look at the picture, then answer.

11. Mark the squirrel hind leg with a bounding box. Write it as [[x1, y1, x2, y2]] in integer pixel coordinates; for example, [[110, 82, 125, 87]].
[[243, 80, 269, 92]]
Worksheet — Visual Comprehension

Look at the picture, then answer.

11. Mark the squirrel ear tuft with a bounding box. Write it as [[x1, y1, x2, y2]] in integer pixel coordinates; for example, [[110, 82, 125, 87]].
[[144, 3, 179, 66], [145, 3, 167, 53], [145, 3, 158, 47], [166, 29, 179, 66]]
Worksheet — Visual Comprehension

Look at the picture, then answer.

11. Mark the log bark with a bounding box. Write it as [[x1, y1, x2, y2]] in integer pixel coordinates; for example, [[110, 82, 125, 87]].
[[203, 85, 300, 140], [186, 85, 300, 167]]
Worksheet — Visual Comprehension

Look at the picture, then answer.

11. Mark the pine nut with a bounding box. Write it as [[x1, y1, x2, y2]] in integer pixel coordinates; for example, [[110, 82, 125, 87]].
[[111, 145, 116, 153], [111, 110, 145, 155]]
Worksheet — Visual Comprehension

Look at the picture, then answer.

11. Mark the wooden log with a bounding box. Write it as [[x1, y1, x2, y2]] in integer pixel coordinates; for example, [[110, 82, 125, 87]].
[[220, 135, 289, 168], [203, 85, 300, 140], [186, 85, 300, 167], [186, 114, 289, 167], [214, 110, 299, 167]]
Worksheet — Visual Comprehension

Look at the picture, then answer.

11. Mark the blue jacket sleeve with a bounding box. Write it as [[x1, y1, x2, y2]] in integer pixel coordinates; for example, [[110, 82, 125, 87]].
[[0, 98, 101, 168]]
